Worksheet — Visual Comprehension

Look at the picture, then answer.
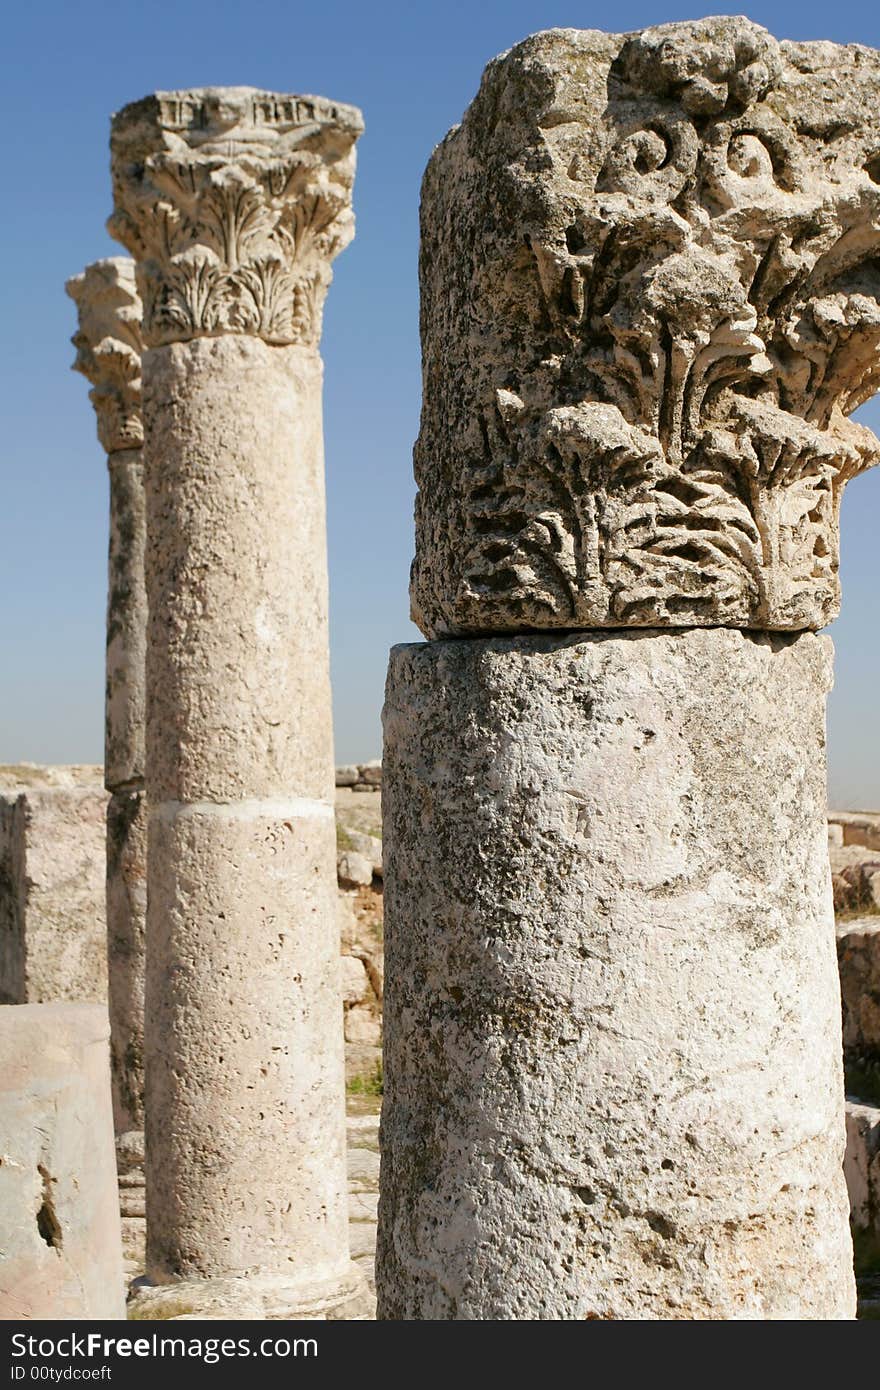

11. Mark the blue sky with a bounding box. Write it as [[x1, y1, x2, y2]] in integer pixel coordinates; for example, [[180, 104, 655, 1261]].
[[1, 0, 878, 805]]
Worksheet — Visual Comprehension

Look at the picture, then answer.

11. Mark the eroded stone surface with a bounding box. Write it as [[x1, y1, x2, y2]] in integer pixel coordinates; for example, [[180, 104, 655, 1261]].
[[141, 337, 334, 804], [845, 1099, 880, 1258], [0, 775, 107, 1006], [67, 259, 142, 456], [838, 919, 880, 1057], [379, 628, 854, 1319], [109, 88, 362, 350], [67, 260, 147, 1163], [411, 18, 880, 637], [112, 87, 367, 1318], [0, 1004, 124, 1319], [106, 790, 146, 1133]]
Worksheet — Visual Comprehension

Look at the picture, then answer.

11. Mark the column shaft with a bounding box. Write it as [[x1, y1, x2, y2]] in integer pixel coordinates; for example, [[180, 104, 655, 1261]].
[[67, 260, 147, 1157], [379, 629, 854, 1319], [380, 16, 879, 1319], [142, 337, 348, 1292]]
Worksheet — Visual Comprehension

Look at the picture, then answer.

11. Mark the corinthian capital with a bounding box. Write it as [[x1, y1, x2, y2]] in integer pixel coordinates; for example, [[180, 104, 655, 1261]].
[[67, 258, 143, 455], [411, 18, 880, 636], [108, 88, 363, 349]]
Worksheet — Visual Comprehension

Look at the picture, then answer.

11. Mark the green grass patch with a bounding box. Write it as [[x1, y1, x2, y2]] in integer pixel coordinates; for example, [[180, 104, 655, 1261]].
[[347, 1061, 383, 1098], [336, 823, 356, 851]]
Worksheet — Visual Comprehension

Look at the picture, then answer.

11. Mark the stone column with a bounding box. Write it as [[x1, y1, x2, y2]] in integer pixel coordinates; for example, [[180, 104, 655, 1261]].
[[109, 87, 367, 1319], [379, 18, 880, 1319], [0, 1004, 124, 1319], [67, 259, 147, 1245]]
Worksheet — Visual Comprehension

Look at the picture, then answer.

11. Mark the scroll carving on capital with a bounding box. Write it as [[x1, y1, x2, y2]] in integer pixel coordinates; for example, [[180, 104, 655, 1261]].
[[411, 18, 880, 636], [67, 258, 143, 455], [108, 88, 363, 349]]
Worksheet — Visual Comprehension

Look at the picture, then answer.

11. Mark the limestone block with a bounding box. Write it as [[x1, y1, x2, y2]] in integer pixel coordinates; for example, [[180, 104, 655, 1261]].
[[837, 920, 880, 1055], [0, 1003, 124, 1319], [337, 850, 373, 888], [336, 765, 359, 787], [358, 761, 382, 787], [344, 1006, 381, 1046], [354, 946, 383, 1005], [410, 19, 880, 638], [337, 890, 358, 953], [844, 1100, 880, 1248], [339, 829, 382, 877], [0, 772, 107, 1005], [829, 812, 880, 852], [340, 954, 369, 1006], [379, 627, 853, 1319], [829, 823, 845, 848]]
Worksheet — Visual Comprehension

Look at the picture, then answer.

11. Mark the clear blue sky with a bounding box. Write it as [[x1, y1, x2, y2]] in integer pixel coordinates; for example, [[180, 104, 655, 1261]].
[[1, 0, 878, 805]]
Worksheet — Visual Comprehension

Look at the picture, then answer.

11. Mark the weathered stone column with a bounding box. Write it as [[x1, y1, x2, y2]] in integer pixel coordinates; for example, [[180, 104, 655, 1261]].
[[0, 1004, 124, 1319], [67, 260, 147, 1242], [379, 18, 880, 1319], [109, 88, 367, 1319]]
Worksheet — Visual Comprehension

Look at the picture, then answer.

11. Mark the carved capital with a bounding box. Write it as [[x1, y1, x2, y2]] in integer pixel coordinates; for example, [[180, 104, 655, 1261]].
[[411, 18, 880, 635], [67, 258, 143, 455], [108, 88, 363, 349]]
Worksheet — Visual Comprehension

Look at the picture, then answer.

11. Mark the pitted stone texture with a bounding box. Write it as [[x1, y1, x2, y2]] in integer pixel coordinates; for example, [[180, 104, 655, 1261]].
[[106, 790, 146, 1133], [0, 775, 107, 1006], [411, 19, 880, 638], [837, 919, 880, 1057], [66, 259, 143, 456], [66, 258, 145, 788], [379, 628, 854, 1319], [0, 1004, 124, 1319], [144, 802, 350, 1284], [143, 337, 334, 804], [845, 1100, 880, 1254], [109, 88, 362, 350], [105, 451, 146, 790]]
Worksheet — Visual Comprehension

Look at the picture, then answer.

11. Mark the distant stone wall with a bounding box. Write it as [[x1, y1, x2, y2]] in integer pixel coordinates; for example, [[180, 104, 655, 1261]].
[[0, 767, 107, 1005], [0, 764, 384, 1082], [335, 761, 381, 792], [829, 812, 880, 853]]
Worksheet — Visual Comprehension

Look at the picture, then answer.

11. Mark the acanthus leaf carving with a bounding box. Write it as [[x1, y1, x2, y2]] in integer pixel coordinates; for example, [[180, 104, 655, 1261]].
[[411, 18, 880, 635], [66, 258, 143, 455], [108, 88, 363, 349]]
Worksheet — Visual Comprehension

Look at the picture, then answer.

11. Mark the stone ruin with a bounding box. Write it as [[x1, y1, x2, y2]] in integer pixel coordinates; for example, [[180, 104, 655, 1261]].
[[1, 16, 879, 1322], [380, 17, 880, 1319]]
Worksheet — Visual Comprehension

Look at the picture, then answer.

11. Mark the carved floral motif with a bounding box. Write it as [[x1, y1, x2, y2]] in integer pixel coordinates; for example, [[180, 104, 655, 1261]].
[[67, 258, 143, 455], [109, 89, 363, 349], [411, 19, 880, 634]]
